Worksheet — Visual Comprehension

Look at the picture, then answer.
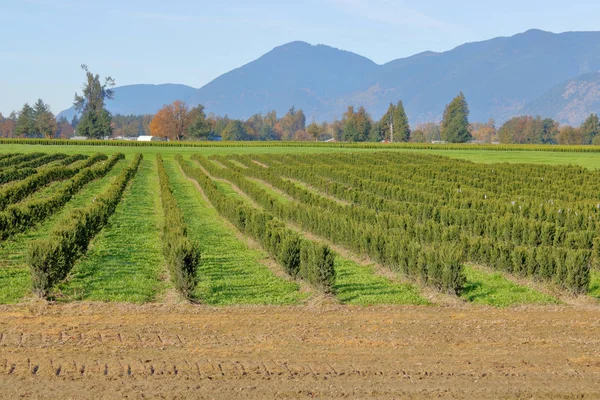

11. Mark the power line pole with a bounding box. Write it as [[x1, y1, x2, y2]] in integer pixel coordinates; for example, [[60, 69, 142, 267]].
[[389, 114, 394, 143]]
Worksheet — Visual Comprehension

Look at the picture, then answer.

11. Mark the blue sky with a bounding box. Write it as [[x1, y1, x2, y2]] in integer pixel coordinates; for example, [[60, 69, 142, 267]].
[[1, 0, 600, 115]]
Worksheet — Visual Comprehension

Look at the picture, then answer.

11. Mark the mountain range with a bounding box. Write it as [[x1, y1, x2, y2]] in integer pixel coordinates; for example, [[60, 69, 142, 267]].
[[58, 29, 600, 126]]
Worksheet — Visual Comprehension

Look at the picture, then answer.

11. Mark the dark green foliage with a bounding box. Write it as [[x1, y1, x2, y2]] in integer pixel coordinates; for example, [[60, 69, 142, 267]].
[[580, 113, 600, 145], [76, 109, 113, 139], [156, 154, 199, 299], [73, 65, 115, 139], [300, 242, 336, 293], [380, 101, 410, 142], [277, 235, 301, 277], [229, 151, 598, 294], [177, 155, 336, 293], [27, 154, 141, 298], [441, 92, 471, 143], [0, 153, 120, 240]]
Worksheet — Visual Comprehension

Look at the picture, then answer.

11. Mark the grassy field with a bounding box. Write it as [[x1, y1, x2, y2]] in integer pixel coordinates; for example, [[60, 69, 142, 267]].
[[59, 157, 167, 302]]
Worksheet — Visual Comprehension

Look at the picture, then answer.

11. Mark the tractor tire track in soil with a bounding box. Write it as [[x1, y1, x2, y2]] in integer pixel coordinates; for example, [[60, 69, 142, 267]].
[[1, 303, 600, 399]]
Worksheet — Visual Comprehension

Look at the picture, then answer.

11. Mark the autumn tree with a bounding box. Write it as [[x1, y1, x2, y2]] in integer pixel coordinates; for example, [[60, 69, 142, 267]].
[[150, 101, 192, 141], [380, 101, 410, 142], [0, 112, 17, 137], [441, 92, 471, 143], [498, 116, 558, 144], [56, 117, 74, 139], [470, 119, 497, 143], [74, 65, 115, 139], [580, 113, 600, 144], [14, 103, 35, 137], [414, 122, 441, 142], [280, 107, 306, 140], [557, 126, 583, 145]]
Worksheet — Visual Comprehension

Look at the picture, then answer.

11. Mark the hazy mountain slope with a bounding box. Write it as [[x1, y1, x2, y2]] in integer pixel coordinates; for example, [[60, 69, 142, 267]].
[[186, 41, 380, 120], [58, 30, 600, 125], [522, 72, 600, 125]]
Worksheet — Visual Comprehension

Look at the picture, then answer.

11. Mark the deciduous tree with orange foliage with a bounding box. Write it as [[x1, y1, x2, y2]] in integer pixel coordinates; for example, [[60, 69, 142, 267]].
[[150, 100, 193, 141]]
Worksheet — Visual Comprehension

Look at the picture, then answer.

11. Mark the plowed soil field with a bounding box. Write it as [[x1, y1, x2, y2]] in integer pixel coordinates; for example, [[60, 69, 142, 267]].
[[1, 303, 599, 399]]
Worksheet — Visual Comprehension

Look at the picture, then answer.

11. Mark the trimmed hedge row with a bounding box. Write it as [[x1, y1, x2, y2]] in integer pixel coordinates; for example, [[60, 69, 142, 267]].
[[0, 153, 122, 239], [239, 153, 592, 294], [177, 155, 336, 293], [4, 138, 600, 153], [156, 154, 200, 299], [0, 153, 107, 212], [197, 155, 466, 294], [17, 153, 67, 169], [0, 152, 45, 168], [27, 153, 142, 298]]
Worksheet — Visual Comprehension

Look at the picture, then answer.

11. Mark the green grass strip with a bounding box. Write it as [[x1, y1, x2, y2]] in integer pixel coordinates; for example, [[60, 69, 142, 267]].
[[59, 157, 167, 303], [588, 271, 600, 300], [0, 160, 127, 304], [165, 159, 304, 305], [461, 265, 559, 307], [334, 258, 428, 305]]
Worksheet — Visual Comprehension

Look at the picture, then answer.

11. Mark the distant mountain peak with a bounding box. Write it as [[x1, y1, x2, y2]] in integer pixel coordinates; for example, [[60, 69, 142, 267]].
[[58, 29, 600, 126]]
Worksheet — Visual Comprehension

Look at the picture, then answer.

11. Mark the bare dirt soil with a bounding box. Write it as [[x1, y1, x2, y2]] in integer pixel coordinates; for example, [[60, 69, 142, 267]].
[[1, 303, 600, 399]]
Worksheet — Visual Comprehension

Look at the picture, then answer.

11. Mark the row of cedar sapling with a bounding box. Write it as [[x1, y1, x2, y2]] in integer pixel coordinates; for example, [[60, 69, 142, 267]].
[[27, 154, 142, 298], [176, 155, 336, 293], [0, 153, 123, 239], [156, 154, 200, 299], [229, 152, 595, 294], [0, 154, 99, 211], [196, 154, 464, 294]]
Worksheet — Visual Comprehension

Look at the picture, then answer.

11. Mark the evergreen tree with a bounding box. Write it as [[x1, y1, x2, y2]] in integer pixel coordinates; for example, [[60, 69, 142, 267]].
[[33, 99, 57, 138], [76, 109, 112, 139], [380, 101, 411, 142], [187, 104, 212, 140], [441, 92, 471, 143], [580, 113, 600, 145], [342, 106, 371, 142], [222, 120, 248, 141], [14, 103, 35, 137], [368, 121, 384, 142], [73, 65, 115, 139]]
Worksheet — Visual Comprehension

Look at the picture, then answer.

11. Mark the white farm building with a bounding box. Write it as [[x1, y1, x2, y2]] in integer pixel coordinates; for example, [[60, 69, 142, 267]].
[[137, 136, 162, 142]]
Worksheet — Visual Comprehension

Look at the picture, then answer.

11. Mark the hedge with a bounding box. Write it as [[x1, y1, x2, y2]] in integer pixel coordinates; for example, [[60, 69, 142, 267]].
[[156, 154, 199, 299], [27, 153, 142, 298], [176, 155, 336, 293]]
